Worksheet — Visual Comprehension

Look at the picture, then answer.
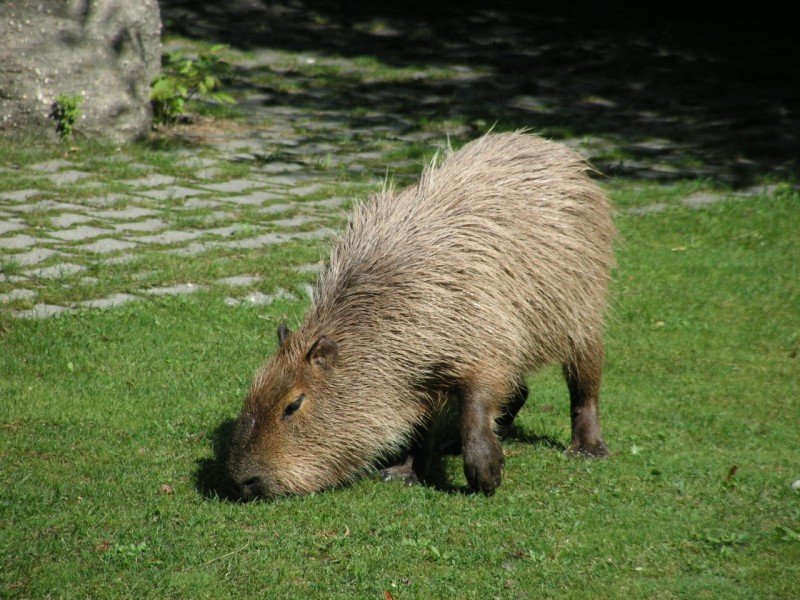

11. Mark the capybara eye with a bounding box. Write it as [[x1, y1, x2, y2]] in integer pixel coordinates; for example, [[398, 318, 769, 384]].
[[283, 394, 305, 419]]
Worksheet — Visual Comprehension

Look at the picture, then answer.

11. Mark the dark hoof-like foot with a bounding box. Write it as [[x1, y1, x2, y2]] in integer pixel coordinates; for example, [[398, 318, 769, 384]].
[[381, 460, 420, 486], [463, 440, 504, 495], [566, 440, 610, 458]]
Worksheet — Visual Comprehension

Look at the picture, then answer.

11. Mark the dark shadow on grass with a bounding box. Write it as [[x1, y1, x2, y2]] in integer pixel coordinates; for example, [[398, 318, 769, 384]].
[[194, 417, 240, 501], [158, 0, 799, 186]]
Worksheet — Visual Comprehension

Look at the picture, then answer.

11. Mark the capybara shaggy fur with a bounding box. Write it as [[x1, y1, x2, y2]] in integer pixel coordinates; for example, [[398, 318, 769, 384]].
[[227, 131, 616, 498]]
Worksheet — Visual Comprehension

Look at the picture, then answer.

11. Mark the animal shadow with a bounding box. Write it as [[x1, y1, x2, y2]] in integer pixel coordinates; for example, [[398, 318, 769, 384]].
[[194, 417, 240, 501]]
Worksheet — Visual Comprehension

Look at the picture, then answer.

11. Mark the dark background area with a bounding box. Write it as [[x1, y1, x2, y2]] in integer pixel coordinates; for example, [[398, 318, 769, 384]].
[[158, 1, 799, 186]]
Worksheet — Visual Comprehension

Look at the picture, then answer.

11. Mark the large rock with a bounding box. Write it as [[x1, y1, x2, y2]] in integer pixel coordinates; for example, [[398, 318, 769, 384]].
[[0, 0, 161, 143]]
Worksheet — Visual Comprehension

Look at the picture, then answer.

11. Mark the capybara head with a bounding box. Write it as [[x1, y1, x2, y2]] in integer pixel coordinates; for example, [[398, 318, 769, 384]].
[[226, 323, 416, 499]]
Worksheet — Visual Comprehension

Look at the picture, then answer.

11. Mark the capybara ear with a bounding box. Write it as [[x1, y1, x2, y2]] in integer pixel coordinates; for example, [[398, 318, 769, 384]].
[[306, 337, 338, 370], [277, 323, 290, 346]]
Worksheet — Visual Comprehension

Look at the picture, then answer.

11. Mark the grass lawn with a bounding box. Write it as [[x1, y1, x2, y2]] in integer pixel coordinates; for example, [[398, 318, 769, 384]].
[[1, 166, 798, 598]]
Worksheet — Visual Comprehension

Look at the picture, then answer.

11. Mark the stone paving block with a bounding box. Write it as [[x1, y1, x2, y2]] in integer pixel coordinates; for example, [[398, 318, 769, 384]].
[[6, 200, 83, 213], [27, 263, 86, 279], [0, 189, 41, 202], [200, 179, 265, 193], [136, 186, 205, 201], [12, 303, 74, 319], [78, 239, 138, 254], [0, 274, 27, 283], [79, 276, 100, 286], [103, 254, 138, 265], [203, 224, 255, 237], [10, 248, 61, 265], [49, 226, 114, 241], [258, 162, 303, 173], [218, 232, 289, 249], [168, 242, 214, 256], [142, 283, 204, 296], [259, 202, 296, 215], [308, 197, 347, 209], [301, 283, 314, 299], [682, 192, 724, 209], [216, 275, 262, 287], [291, 229, 332, 241], [122, 174, 176, 187], [175, 156, 219, 168], [111, 219, 168, 232], [132, 230, 203, 244], [627, 203, 669, 215], [0, 288, 37, 303], [193, 168, 222, 180], [263, 175, 302, 187], [0, 220, 27, 235], [44, 170, 90, 185], [83, 193, 132, 207], [29, 159, 76, 172], [271, 215, 318, 228], [224, 288, 295, 307], [78, 293, 139, 309], [182, 198, 222, 209], [88, 207, 155, 220], [50, 213, 94, 228], [294, 263, 323, 274], [217, 190, 282, 206]]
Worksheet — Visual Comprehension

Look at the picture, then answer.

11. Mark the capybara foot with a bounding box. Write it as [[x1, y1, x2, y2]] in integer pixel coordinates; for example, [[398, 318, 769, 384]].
[[565, 439, 609, 458], [381, 455, 419, 486], [463, 439, 504, 495]]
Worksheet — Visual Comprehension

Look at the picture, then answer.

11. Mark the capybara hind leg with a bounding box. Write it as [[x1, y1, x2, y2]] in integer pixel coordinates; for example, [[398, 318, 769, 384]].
[[458, 383, 504, 494], [381, 426, 433, 486], [563, 341, 609, 458], [496, 381, 528, 437]]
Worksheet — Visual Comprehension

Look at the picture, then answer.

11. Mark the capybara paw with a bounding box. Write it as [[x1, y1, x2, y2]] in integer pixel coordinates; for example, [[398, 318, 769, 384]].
[[381, 464, 420, 486], [566, 439, 610, 458], [463, 442, 504, 495]]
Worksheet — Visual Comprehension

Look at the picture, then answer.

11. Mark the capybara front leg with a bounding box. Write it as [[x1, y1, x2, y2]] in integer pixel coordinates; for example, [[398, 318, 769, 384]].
[[458, 383, 504, 494], [563, 341, 609, 457]]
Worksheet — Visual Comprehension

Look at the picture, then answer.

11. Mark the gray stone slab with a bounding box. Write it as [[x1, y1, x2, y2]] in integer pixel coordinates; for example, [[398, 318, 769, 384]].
[[78, 293, 139, 309], [0, 288, 37, 303], [44, 170, 89, 185], [27, 262, 86, 279], [29, 159, 76, 172], [627, 203, 669, 215], [301, 283, 314, 299], [738, 184, 778, 197], [122, 174, 176, 187], [142, 283, 204, 296], [192, 168, 222, 180], [218, 233, 290, 249], [112, 219, 168, 232], [77, 239, 138, 254], [132, 230, 203, 244], [263, 175, 301, 187], [291, 229, 332, 241], [259, 202, 297, 215], [0, 189, 41, 202], [167, 242, 214, 256], [200, 179, 265, 193], [682, 192, 724, 209], [79, 276, 99, 286], [136, 186, 204, 201], [10, 248, 61, 265], [182, 198, 222, 209], [216, 275, 262, 287], [0, 227, 32, 250], [294, 263, 323, 274], [289, 183, 325, 197], [102, 254, 138, 265], [271, 215, 318, 228], [49, 226, 114, 241], [50, 213, 94, 228], [258, 162, 303, 173], [82, 193, 132, 207], [217, 190, 283, 206], [203, 224, 255, 237], [6, 200, 83, 213], [88, 207, 155, 220], [0, 221, 27, 236], [12, 303, 74, 319], [175, 156, 219, 168], [224, 289, 295, 306]]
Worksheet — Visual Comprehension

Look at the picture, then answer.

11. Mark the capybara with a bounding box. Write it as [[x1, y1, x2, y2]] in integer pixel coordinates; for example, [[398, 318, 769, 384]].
[[227, 131, 616, 498]]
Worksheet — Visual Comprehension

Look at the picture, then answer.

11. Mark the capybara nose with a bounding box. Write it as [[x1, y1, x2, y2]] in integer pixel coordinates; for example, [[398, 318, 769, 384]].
[[237, 476, 263, 500]]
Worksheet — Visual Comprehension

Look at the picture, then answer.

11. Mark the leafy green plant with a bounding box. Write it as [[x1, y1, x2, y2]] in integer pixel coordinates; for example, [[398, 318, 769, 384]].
[[51, 94, 83, 140], [150, 45, 236, 126]]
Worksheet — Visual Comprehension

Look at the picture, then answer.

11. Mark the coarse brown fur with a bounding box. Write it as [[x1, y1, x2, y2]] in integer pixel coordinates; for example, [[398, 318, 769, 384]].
[[226, 131, 617, 498]]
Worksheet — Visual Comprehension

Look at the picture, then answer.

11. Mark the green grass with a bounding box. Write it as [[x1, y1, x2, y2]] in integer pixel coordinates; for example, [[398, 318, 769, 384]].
[[2, 183, 798, 598]]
